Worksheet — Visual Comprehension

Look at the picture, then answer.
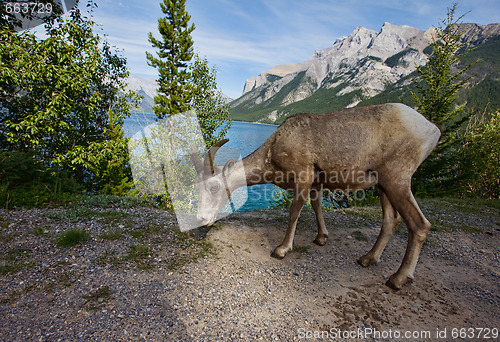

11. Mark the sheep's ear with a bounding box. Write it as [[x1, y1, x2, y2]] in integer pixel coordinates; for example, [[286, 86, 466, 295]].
[[222, 159, 235, 178]]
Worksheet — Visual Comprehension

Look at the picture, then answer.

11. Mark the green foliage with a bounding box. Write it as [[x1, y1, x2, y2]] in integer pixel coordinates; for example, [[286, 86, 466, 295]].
[[0, 151, 81, 208], [457, 111, 500, 198], [54, 229, 90, 247], [82, 285, 115, 310], [44, 207, 98, 222], [191, 54, 232, 148], [410, 3, 484, 196], [0, 3, 138, 194], [269, 189, 295, 209], [126, 244, 151, 260], [410, 2, 476, 128], [53, 108, 133, 194], [293, 244, 311, 254], [166, 230, 215, 270], [146, 0, 195, 118]]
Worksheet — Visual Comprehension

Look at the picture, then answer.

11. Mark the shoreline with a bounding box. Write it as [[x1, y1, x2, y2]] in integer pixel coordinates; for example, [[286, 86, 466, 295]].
[[126, 113, 278, 128], [232, 119, 278, 127]]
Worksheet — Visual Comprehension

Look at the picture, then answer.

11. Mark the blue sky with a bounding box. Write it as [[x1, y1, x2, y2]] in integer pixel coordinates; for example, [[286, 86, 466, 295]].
[[85, 0, 499, 99]]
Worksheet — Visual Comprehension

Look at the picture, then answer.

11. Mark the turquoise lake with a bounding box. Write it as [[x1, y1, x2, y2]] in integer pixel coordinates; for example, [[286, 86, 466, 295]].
[[124, 113, 279, 211]]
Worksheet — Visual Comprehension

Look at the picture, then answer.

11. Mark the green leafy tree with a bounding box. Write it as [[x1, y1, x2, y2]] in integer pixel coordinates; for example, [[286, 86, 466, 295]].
[[190, 54, 231, 148], [0, 2, 139, 193], [146, 0, 195, 119]]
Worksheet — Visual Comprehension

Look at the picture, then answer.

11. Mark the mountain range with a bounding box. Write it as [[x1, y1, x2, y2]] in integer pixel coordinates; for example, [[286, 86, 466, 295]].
[[230, 22, 500, 124]]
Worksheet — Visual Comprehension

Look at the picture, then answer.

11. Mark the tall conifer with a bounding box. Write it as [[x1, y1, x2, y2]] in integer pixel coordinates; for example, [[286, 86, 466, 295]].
[[146, 0, 195, 119], [410, 2, 475, 130]]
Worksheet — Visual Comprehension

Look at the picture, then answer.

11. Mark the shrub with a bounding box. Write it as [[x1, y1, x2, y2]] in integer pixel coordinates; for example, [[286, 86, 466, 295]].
[[458, 111, 500, 198], [0, 151, 81, 208]]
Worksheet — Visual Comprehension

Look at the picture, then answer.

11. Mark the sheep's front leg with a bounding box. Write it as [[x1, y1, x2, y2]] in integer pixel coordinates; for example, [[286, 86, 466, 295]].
[[271, 184, 310, 259]]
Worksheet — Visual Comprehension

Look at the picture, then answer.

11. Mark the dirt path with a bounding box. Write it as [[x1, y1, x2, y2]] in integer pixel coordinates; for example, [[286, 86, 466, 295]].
[[0, 199, 498, 341]]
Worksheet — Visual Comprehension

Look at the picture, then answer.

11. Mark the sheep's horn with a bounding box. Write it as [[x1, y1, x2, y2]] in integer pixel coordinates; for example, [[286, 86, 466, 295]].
[[204, 138, 229, 174], [190, 145, 203, 174]]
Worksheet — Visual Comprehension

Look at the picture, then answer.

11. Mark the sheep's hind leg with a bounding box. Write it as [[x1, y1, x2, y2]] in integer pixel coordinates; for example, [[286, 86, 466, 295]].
[[310, 189, 328, 246], [382, 182, 431, 290], [359, 186, 401, 267]]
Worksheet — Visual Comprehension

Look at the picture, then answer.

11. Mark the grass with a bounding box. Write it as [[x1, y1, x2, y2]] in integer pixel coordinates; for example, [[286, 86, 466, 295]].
[[343, 207, 381, 222], [82, 285, 115, 310], [422, 197, 497, 235], [76, 194, 156, 209], [352, 230, 369, 242], [126, 244, 153, 270], [0, 247, 34, 275], [129, 229, 147, 239], [54, 229, 90, 247], [166, 230, 216, 270], [95, 251, 121, 267], [0, 231, 14, 243], [100, 229, 124, 240], [293, 244, 311, 254], [126, 244, 151, 260], [45, 207, 133, 223], [339, 197, 498, 236], [32, 225, 51, 237], [45, 207, 97, 222]]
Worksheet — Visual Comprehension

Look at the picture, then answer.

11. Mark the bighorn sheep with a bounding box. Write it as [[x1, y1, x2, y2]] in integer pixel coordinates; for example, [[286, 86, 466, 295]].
[[192, 103, 440, 289]]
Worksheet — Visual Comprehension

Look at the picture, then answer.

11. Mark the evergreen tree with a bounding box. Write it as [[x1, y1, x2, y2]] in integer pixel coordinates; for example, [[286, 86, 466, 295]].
[[146, 0, 195, 119], [410, 2, 476, 130], [410, 2, 479, 196], [190, 54, 232, 148]]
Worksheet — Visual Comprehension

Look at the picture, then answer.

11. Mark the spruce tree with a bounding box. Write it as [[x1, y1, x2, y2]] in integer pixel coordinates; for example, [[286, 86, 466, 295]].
[[146, 0, 195, 119], [410, 2, 478, 195], [410, 2, 475, 130]]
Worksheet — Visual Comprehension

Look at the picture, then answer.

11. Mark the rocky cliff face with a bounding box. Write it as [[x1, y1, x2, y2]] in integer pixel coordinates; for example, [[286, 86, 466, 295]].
[[231, 22, 500, 124], [239, 23, 432, 102]]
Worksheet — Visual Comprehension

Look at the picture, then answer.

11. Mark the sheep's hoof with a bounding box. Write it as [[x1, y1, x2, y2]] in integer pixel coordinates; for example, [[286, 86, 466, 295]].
[[386, 273, 413, 290], [271, 246, 289, 259], [313, 235, 328, 246], [358, 254, 378, 267]]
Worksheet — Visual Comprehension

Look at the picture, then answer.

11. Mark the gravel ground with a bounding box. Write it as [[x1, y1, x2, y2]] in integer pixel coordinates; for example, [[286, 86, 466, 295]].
[[0, 198, 498, 341]]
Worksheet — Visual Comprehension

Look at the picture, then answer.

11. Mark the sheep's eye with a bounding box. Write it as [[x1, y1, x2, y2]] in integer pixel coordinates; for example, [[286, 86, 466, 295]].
[[208, 184, 220, 193]]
